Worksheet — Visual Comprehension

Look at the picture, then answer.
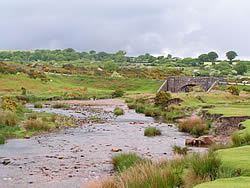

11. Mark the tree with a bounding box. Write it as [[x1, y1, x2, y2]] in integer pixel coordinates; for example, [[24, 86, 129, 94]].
[[198, 54, 209, 63], [234, 62, 247, 75], [208, 51, 218, 62], [226, 51, 238, 64]]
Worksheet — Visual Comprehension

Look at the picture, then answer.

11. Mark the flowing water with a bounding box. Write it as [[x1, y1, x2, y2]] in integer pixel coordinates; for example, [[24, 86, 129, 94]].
[[0, 102, 206, 188]]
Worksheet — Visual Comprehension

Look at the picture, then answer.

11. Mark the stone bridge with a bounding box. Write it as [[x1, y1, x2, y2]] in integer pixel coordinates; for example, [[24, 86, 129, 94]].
[[158, 76, 228, 93]]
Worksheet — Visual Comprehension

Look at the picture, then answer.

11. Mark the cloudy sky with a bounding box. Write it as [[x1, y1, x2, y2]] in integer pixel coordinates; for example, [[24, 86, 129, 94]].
[[1, 0, 250, 59]]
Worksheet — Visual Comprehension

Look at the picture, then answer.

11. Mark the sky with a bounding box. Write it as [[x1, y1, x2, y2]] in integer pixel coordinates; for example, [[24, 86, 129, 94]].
[[1, 0, 250, 59]]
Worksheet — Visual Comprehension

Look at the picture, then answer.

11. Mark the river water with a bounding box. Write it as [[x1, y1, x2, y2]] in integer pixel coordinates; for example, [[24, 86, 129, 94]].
[[0, 103, 206, 188]]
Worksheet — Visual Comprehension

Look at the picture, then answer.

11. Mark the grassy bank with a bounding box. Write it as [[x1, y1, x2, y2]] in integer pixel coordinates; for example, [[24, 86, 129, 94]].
[[0, 73, 162, 100]]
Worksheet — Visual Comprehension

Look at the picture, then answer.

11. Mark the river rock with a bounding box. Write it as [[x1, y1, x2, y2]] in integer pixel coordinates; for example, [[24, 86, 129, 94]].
[[185, 136, 215, 146], [111, 148, 122, 152]]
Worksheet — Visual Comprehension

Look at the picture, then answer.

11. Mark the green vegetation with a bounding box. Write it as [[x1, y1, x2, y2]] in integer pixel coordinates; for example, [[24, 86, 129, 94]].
[[114, 107, 124, 116], [34, 102, 43, 108], [227, 85, 240, 95], [217, 145, 250, 176], [179, 118, 208, 137], [144, 127, 162, 137], [112, 153, 145, 173], [112, 89, 125, 98], [51, 103, 70, 109], [154, 91, 171, 106], [172, 145, 188, 155], [194, 177, 250, 188], [0, 135, 5, 144]]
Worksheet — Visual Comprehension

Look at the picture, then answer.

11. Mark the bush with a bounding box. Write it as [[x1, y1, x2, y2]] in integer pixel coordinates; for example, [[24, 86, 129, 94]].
[[112, 89, 125, 98], [189, 151, 222, 181], [23, 120, 51, 131], [135, 103, 145, 113], [172, 145, 188, 155], [112, 153, 145, 173], [50, 115, 57, 122], [34, 103, 42, 108], [114, 107, 124, 115], [51, 103, 70, 109], [154, 91, 171, 106], [1, 96, 17, 112], [127, 103, 136, 109], [227, 85, 240, 96], [0, 135, 6, 144], [144, 127, 162, 137], [179, 118, 208, 137]]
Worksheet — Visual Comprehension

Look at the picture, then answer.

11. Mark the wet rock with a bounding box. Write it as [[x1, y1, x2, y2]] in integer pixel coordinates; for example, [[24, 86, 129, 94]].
[[2, 159, 11, 165], [24, 135, 30, 139], [57, 156, 64, 159], [185, 136, 215, 146], [111, 148, 122, 152]]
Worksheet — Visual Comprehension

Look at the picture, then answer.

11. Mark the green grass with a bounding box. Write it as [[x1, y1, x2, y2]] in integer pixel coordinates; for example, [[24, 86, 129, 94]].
[[0, 73, 162, 99], [239, 119, 250, 137], [112, 153, 146, 173], [51, 103, 70, 109], [144, 127, 162, 137], [204, 104, 250, 117], [0, 135, 6, 144], [194, 177, 250, 188], [34, 102, 43, 108], [114, 107, 124, 116], [216, 145, 250, 176]]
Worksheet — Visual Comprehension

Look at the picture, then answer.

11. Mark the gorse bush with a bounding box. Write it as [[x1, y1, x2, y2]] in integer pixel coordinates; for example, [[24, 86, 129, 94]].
[[112, 153, 145, 173], [144, 127, 162, 137], [227, 85, 240, 96], [1, 96, 17, 112], [154, 91, 171, 106], [114, 107, 124, 115], [179, 117, 208, 137]]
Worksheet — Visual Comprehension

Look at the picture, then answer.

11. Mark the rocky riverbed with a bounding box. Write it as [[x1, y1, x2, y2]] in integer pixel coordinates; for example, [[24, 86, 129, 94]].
[[0, 99, 206, 188]]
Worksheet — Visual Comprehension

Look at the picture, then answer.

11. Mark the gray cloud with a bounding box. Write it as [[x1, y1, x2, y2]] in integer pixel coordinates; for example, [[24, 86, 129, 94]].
[[0, 0, 250, 59]]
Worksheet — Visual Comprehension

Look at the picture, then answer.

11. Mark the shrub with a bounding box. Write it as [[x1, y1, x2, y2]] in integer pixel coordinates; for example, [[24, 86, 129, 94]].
[[189, 151, 222, 181], [1, 96, 17, 112], [144, 127, 162, 137], [114, 107, 124, 115], [179, 118, 208, 137], [154, 91, 171, 106], [50, 115, 57, 122], [227, 85, 240, 96], [34, 103, 42, 108], [23, 120, 51, 131], [0, 135, 6, 144], [172, 145, 188, 155], [51, 103, 70, 109], [112, 153, 145, 173], [112, 89, 124, 98]]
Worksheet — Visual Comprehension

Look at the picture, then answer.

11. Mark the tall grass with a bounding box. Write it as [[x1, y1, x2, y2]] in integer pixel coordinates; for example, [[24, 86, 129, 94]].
[[179, 117, 208, 137], [112, 153, 145, 173], [172, 145, 188, 155], [0, 135, 5, 144], [189, 151, 221, 181], [0, 111, 17, 127], [23, 120, 51, 131], [144, 127, 162, 137], [51, 103, 70, 109]]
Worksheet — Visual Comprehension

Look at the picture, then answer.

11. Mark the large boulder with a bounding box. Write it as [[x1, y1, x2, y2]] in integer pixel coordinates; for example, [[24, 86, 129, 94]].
[[185, 136, 215, 146]]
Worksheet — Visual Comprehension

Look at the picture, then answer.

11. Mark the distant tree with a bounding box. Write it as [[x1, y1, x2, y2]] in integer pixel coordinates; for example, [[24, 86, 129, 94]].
[[64, 48, 75, 53], [167, 54, 172, 59], [208, 51, 218, 62], [198, 54, 209, 63], [234, 62, 248, 75], [226, 51, 238, 64], [89, 50, 96, 54]]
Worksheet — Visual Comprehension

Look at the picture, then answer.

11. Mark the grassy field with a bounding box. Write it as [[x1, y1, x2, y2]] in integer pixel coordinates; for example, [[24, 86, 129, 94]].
[[194, 177, 250, 188], [239, 120, 250, 136], [216, 145, 250, 176], [0, 73, 162, 99], [204, 104, 250, 117]]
